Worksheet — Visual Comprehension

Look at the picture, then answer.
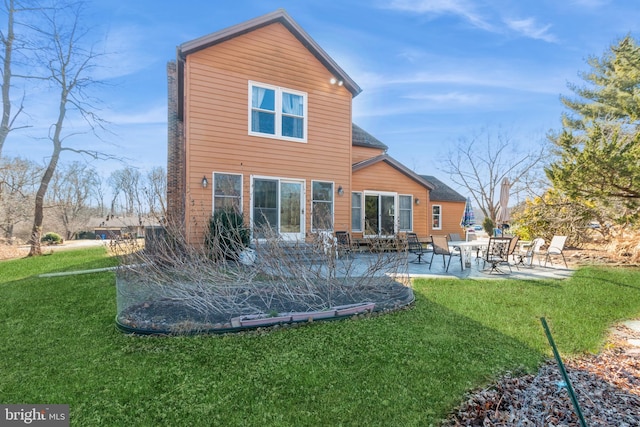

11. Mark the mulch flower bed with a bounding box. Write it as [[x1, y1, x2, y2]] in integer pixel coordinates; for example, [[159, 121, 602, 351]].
[[444, 323, 640, 426]]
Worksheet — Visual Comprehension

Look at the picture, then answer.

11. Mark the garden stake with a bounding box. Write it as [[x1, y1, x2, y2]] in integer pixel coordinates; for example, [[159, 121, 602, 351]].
[[540, 317, 588, 427]]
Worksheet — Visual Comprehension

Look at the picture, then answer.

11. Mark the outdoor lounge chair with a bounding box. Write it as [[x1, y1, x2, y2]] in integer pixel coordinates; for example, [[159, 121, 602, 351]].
[[406, 232, 428, 264], [543, 235, 568, 268], [430, 235, 462, 272]]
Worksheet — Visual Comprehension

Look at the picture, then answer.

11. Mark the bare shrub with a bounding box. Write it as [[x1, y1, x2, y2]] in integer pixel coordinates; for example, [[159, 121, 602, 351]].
[[605, 236, 640, 263], [114, 218, 412, 333]]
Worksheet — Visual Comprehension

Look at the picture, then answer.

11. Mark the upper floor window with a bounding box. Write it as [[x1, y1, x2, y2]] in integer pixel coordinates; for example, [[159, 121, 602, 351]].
[[249, 81, 307, 142]]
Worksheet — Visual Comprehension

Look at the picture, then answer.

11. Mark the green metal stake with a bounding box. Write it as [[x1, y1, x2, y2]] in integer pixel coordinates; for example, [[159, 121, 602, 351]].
[[540, 317, 588, 427]]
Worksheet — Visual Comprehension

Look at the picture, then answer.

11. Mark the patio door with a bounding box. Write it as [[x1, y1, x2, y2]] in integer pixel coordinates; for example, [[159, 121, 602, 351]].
[[279, 180, 304, 241], [364, 193, 396, 236], [252, 178, 304, 241]]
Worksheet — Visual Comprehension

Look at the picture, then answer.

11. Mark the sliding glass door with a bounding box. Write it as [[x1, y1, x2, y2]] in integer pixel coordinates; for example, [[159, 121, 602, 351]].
[[252, 178, 304, 241], [364, 192, 396, 236]]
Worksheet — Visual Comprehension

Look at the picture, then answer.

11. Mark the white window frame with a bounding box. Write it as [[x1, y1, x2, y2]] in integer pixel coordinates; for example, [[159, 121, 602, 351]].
[[250, 175, 306, 242], [351, 191, 363, 232], [363, 191, 398, 237], [432, 204, 442, 230], [311, 180, 334, 232], [212, 172, 243, 214], [398, 194, 413, 232], [248, 81, 308, 143]]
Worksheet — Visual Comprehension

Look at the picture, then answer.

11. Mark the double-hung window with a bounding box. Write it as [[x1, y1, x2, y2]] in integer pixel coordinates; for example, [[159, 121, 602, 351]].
[[311, 181, 333, 231], [432, 205, 442, 230], [351, 192, 363, 232], [213, 173, 242, 213], [249, 81, 307, 142], [398, 195, 412, 231]]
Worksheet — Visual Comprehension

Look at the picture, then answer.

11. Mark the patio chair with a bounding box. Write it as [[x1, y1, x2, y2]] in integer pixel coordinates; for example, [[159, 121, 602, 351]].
[[483, 237, 512, 274], [448, 233, 462, 242], [406, 232, 428, 264], [335, 231, 355, 258], [514, 237, 545, 267], [429, 235, 462, 272], [505, 235, 520, 269], [543, 235, 568, 268]]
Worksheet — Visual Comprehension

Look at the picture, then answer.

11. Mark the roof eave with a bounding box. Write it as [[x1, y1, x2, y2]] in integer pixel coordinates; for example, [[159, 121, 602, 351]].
[[177, 9, 361, 97], [353, 154, 435, 190]]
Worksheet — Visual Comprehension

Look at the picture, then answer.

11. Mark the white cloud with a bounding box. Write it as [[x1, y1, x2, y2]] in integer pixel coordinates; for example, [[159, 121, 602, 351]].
[[384, 0, 494, 31], [103, 105, 167, 126], [92, 25, 162, 81], [403, 91, 485, 105], [504, 17, 557, 43]]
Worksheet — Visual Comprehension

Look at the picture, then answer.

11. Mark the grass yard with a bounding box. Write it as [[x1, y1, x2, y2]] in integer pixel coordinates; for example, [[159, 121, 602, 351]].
[[1, 247, 639, 426]]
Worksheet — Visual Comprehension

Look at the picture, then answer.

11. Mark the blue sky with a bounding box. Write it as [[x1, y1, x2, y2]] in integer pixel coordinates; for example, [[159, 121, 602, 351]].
[[5, 0, 640, 192]]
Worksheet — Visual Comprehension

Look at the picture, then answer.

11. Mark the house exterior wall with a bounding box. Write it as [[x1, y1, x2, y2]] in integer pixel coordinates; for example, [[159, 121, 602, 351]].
[[429, 200, 466, 238], [180, 22, 353, 241], [351, 161, 430, 239], [352, 145, 384, 163]]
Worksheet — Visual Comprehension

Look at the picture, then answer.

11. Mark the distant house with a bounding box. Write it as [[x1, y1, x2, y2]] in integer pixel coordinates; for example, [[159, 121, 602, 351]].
[[87, 216, 158, 240], [166, 9, 465, 244]]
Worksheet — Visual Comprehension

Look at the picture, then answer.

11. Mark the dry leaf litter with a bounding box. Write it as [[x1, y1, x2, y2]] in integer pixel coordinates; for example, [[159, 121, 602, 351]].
[[444, 321, 640, 426]]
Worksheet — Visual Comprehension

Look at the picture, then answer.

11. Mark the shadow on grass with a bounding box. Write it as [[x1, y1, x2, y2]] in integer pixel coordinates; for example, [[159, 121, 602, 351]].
[[571, 266, 640, 292], [0, 246, 117, 285]]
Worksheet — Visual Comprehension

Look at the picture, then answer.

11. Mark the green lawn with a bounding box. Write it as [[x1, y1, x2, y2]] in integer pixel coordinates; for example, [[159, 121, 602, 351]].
[[1, 248, 639, 426]]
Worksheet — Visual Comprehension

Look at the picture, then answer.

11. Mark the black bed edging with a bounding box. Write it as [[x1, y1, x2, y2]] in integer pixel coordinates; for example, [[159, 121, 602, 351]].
[[115, 296, 415, 336]]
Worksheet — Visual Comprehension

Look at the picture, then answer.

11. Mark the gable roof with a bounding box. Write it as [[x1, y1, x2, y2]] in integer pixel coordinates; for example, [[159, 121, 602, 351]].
[[352, 123, 388, 150], [353, 154, 435, 190], [177, 9, 361, 97], [420, 175, 466, 202]]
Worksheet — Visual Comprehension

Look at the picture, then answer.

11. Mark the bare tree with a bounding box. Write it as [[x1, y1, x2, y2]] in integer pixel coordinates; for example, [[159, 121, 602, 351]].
[[0, 156, 39, 239], [440, 127, 547, 224], [108, 166, 142, 216], [143, 165, 166, 219], [0, 0, 32, 156], [27, 1, 112, 256], [48, 160, 98, 240]]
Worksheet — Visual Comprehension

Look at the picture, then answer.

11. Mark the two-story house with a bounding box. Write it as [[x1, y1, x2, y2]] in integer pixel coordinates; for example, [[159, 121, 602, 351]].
[[166, 9, 465, 244]]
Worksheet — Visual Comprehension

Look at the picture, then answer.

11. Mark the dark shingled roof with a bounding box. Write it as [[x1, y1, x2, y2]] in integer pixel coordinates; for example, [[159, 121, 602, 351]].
[[420, 175, 466, 202], [352, 123, 388, 150]]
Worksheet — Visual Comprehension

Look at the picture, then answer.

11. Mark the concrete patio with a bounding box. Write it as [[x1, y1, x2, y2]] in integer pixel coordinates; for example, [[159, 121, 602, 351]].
[[331, 250, 575, 281]]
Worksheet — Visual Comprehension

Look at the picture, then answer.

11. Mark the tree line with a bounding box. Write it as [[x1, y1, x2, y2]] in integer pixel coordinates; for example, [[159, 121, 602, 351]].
[[443, 35, 640, 245], [1, 1, 638, 253], [0, 160, 166, 242]]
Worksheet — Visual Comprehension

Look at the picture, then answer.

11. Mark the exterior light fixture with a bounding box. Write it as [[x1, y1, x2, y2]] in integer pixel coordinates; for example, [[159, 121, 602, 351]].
[[330, 77, 337, 85], [337, 185, 344, 196], [338, 80, 343, 86], [415, 198, 420, 205], [202, 176, 208, 188]]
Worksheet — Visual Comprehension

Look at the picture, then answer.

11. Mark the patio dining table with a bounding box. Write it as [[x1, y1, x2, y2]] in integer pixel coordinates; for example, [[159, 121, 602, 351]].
[[448, 239, 490, 270]]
